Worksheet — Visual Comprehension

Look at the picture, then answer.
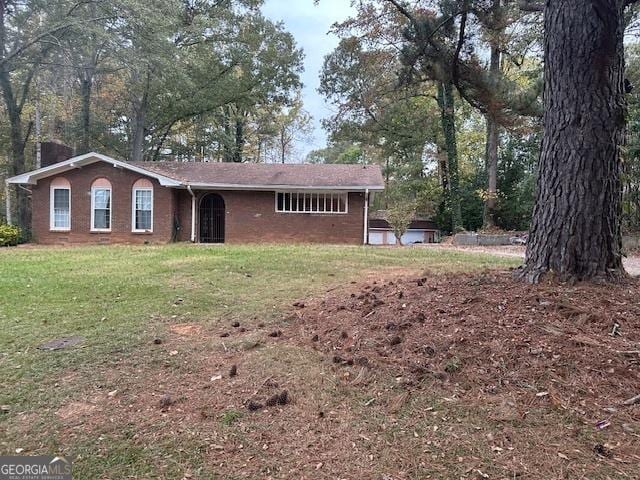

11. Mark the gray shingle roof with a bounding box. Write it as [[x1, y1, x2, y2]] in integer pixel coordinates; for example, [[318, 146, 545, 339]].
[[128, 161, 384, 190]]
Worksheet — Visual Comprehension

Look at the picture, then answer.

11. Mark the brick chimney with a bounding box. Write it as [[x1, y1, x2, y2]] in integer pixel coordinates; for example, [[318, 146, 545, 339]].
[[40, 141, 73, 168]]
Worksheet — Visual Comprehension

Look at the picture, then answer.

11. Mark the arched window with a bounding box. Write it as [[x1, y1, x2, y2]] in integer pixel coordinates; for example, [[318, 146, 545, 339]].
[[132, 178, 153, 232], [91, 178, 112, 231], [50, 177, 71, 231]]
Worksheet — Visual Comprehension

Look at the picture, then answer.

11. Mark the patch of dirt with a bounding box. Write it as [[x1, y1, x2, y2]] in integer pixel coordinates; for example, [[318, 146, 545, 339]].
[[168, 323, 203, 336], [56, 401, 99, 422]]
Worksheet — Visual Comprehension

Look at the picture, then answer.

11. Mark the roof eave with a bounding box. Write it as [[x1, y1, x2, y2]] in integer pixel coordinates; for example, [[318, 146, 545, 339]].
[[6, 152, 182, 187], [182, 183, 385, 192]]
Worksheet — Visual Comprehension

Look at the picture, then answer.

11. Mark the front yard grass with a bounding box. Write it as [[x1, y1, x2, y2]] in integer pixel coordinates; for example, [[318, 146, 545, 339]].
[[0, 244, 518, 478]]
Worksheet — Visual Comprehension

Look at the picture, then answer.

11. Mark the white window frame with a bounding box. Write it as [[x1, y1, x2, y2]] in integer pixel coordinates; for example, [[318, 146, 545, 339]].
[[91, 186, 112, 232], [131, 187, 153, 233], [275, 191, 349, 214], [50, 186, 71, 231]]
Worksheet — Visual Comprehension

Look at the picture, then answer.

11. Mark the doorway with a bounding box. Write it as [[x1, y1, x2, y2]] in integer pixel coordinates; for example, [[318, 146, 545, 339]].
[[199, 193, 225, 243]]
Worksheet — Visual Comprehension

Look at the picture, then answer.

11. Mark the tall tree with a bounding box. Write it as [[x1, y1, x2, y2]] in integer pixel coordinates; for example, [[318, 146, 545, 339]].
[[382, 0, 542, 229], [480, 0, 503, 229], [272, 93, 312, 163], [0, 0, 102, 230], [437, 80, 463, 231], [521, 0, 633, 282]]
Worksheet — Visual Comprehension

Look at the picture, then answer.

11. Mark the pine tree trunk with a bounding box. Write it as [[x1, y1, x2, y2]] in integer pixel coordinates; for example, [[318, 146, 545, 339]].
[[521, 0, 627, 283], [438, 81, 463, 232], [131, 69, 150, 162], [483, 113, 499, 229], [483, 0, 501, 230], [234, 118, 244, 163], [222, 105, 234, 162], [79, 71, 93, 154], [131, 103, 146, 162]]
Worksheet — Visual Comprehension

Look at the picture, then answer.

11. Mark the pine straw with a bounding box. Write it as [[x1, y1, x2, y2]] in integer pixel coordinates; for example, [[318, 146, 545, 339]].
[[292, 270, 640, 478]]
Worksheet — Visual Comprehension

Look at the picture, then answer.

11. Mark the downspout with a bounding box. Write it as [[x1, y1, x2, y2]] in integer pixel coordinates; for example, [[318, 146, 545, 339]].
[[4, 180, 11, 225], [363, 188, 369, 245], [187, 185, 196, 243]]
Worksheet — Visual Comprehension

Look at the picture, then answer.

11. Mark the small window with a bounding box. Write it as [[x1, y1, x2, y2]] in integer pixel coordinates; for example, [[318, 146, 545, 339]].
[[91, 179, 112, 231], [132, 179, 153, 232], [50, 178, 70, 230], [275, 191, 348, 214]]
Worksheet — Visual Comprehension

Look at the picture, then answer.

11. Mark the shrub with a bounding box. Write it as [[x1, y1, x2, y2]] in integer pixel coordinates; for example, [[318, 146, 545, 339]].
[[386, 200, 417, 245], [0, 223, 21, 247]]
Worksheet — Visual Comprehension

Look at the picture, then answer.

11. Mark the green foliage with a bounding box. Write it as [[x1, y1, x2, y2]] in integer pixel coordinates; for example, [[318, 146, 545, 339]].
[[444, 356, 461, 374], [316, 1, 545, 234], [220, 409, 243, 426], [0, 223, 20, 247], [494, 134, 538, 231], [386, 200, 417, 244], [623, 43, 640, 232], [0, 0, 304, 164], [307, 142, 365, 164]]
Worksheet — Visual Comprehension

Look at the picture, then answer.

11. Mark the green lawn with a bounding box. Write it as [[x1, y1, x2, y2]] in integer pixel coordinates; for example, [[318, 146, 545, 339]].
[[0, 244, 517, 478]]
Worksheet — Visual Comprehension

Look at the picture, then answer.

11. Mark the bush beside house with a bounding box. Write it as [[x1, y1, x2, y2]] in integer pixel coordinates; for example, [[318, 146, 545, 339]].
[[0, 224, 20, 246]]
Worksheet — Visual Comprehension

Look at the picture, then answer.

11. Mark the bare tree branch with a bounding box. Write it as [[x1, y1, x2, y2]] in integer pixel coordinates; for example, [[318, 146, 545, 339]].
[[518, 1, 543, 12]]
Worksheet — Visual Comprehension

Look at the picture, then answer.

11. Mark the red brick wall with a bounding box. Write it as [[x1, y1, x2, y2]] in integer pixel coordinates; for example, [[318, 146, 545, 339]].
[[31, 163, 175, 244], [174, 189, 193, 242], [193, 190, 365, 245]]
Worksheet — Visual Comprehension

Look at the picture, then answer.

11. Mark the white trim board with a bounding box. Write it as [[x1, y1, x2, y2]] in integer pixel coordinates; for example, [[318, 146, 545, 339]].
[[183, 183, 384, 192], [6, 152, 182, 187]]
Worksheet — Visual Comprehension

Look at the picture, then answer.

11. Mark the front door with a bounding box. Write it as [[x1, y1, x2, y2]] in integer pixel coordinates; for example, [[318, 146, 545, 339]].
[[199, 193, 225, 243]]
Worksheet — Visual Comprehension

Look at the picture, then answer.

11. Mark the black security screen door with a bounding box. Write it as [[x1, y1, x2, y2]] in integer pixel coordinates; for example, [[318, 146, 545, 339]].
[[199, 193, 225, 243]]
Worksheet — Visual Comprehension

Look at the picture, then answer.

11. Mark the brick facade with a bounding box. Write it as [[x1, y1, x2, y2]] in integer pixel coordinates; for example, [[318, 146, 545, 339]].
[[32, 163, 175, 244], [30, 161, 366, 245], [200, 190, 365, 244]]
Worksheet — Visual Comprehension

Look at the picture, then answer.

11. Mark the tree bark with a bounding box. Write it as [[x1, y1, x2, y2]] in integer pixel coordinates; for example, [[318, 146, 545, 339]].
[[521, 0, 627, 282], [130, 69, 150, 162], [0, 2, 30, 232], [234, 117, 244, 163], [79, 70, 93, 154], [482, 0, 502, 230], [438, 81, 464, 232], [222, 105, 234, 162], [77, 1, 98, 155], [280, 126, 287, 164], [483, 112, 499, 229]]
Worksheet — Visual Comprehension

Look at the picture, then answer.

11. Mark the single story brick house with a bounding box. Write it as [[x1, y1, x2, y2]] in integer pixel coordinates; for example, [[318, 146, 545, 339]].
[[6, 152, 384, 245]]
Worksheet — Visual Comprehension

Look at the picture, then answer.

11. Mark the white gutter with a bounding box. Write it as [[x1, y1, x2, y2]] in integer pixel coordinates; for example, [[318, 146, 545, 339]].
[[184, 183, 384, 192], [4, 180, 11, 225], [187, 185, 196, 243], [363, 188, 369, 245]]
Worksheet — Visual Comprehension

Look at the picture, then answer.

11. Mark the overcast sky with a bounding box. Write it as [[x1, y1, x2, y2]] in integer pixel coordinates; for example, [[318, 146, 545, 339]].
[[262, 0, 354, 159]]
